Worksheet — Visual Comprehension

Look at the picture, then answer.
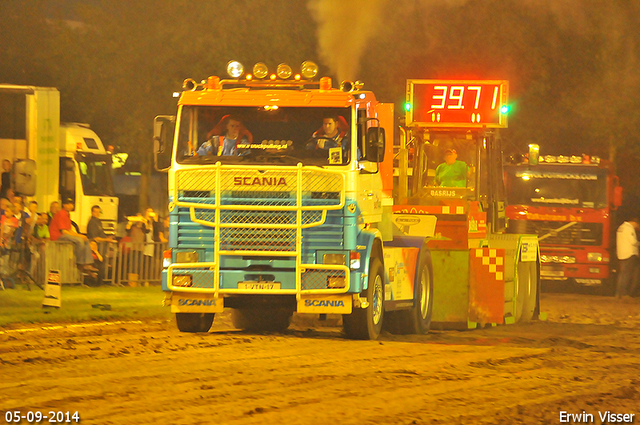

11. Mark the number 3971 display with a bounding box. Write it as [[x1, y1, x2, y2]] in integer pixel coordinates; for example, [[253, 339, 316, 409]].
[[406, 80, 509, 128]]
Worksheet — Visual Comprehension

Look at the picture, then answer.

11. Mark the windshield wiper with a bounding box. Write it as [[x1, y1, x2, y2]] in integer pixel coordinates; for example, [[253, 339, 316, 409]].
[[539, 221, 578, 241]]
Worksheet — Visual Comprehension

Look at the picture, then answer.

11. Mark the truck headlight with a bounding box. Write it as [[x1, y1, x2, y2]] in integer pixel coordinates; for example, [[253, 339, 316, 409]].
[[173, 275, 192, 287], [323, 254, 345, 265], [541, 255, 575, 263], [587, 252, 603, 262], [176, 251, 198, 263]]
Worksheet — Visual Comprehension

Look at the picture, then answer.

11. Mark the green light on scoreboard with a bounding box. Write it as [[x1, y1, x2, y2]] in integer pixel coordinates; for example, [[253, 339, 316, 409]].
[[404, 102, 412, 112], [500, 105, 509, 114]]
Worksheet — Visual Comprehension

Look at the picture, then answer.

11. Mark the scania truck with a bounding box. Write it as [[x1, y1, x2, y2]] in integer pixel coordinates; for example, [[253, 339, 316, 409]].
[[155, 62, 539, 338], [505, 152, 622, 293]]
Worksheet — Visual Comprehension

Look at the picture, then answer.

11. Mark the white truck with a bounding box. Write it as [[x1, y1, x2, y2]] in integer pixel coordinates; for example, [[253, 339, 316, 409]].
[[0, 85, 118, 233]]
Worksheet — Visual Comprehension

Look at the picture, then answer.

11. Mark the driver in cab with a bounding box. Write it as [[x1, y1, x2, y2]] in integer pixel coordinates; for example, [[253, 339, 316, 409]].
[[196, 115, 251, 156], [434, 149, 467, 187]]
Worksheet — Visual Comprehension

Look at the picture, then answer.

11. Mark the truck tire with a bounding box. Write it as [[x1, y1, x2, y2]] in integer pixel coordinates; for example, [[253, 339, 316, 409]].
[[516, 261, 538, 323], [343, 256, 384, 340], [175, 312, 215, 333], [231, 308, 292, 333], [395, 252, 433, 334]]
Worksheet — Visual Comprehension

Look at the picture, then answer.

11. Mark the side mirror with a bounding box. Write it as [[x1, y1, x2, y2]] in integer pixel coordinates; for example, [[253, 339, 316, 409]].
[[613, 185, 623, 209], [13, 159, 37, 196], [364, 127, 385, 162], [153, 115, 176, 172]]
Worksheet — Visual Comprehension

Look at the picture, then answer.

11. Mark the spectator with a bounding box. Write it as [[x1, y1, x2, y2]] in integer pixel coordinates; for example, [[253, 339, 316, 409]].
[[88, 240, 105, 286], [125, 213, 149, 278], [47, 201, 60, 225], [86, 205, 116, 243], [1, 204, 19, 249], [0, 197, 9, 217], [159, 216, 169, 243], [49, 198, 97, 272], [32, 213, 50, 240], [12, 201, 25, 244], [25, 201, 38, 237], [0, 159, 11, 199], [616, 217, 640, 299]]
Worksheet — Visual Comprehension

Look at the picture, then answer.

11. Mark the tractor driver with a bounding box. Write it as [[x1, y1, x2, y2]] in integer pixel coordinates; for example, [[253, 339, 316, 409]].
[[434, 149, 468, 187]]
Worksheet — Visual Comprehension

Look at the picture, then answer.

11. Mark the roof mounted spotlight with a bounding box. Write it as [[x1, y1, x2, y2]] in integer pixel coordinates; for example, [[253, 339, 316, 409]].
[[277, 63, 292, 79], [354, 80, 364, 90], [300, 61, 318, 79], [182, 78, 197, 91], [253, 62, 268, 79], [226, 60, 244, 78]]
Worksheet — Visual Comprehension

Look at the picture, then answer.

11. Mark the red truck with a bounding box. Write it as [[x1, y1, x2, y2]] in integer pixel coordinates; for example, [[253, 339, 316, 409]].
[[505, 154, 622, 294]]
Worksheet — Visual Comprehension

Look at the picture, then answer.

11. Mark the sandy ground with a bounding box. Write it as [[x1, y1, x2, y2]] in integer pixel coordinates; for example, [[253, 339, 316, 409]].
[[1, 293, 639, 425]]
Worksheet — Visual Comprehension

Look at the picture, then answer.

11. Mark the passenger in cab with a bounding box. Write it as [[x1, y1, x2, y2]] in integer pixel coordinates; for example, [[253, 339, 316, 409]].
[[307, 115, 349, 150], [434, 149, 468, 187], [196, 115, 252, 157]]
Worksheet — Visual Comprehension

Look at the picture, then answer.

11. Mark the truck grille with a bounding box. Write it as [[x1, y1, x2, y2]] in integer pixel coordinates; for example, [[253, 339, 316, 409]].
[[509, 220, 602, 246]]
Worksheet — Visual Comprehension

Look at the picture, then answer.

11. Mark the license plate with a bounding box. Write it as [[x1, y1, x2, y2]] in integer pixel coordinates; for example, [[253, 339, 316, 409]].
[[238, 282, 281, 290], [540, 269, 564, 277]]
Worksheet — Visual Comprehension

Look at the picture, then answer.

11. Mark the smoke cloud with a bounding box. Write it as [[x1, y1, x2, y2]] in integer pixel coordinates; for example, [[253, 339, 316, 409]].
[[308, 0, 388, 82]]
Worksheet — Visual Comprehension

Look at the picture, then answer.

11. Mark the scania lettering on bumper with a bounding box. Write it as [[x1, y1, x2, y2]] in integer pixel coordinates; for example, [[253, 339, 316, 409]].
[[171, 293, 224, 313], [297, 295, 352, 314]]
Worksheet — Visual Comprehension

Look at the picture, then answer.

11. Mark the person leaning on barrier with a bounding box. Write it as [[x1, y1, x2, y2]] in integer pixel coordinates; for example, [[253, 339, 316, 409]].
[[87, 205, 116, 244], [32, 213, 50, 240], [49, 198, 98, 273], [47, 201, 60, 226]]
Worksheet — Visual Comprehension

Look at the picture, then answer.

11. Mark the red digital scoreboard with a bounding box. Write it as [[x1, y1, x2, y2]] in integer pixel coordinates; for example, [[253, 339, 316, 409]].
[[406, 80, 509, 128]]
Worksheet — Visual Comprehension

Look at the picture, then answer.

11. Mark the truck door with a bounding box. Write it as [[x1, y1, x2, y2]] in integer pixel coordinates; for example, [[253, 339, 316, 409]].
[[59, 157, 76, 206]]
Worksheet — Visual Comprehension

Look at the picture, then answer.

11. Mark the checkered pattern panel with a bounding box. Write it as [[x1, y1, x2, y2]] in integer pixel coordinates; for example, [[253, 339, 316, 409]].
[[474, 248, 505, 281]]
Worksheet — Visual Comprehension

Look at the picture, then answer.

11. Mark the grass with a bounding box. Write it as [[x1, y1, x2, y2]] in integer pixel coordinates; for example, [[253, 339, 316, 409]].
[[0, 284, 172, 328]]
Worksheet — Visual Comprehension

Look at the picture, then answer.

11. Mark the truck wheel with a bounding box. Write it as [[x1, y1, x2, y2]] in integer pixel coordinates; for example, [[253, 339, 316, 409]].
[[231, 308, 292, 332], [175, 312, 215, 333], [402, 253, 434, 334], [343, 256, 384, 340], [516, 261, 538, 323]]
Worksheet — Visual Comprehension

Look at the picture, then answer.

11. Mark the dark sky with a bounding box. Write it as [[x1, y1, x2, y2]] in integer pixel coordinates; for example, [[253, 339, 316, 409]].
[[1, 0, 639, 199]]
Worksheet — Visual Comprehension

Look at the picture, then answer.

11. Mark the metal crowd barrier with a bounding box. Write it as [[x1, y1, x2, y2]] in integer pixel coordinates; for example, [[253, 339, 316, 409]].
[[34, 241, 83, 286], [31, 240, 168, 286]]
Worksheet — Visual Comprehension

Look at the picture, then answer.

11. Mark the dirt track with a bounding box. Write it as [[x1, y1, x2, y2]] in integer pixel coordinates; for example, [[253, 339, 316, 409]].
[[1, 293, 639, 425]]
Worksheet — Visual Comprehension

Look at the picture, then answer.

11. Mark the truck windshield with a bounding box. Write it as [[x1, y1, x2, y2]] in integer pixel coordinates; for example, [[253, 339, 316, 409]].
[[77, 154, 116, 196], [410, 134, 478, 201], [176, 106, 352, 166], [505, 167, 608, 209]]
